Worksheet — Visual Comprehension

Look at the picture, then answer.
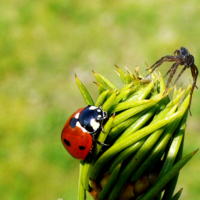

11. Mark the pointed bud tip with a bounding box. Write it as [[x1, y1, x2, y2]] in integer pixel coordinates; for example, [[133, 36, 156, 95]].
[[74, 74, 79, 80], [115, 64, 119, 69], [112, 113, 116, 118], [92, 70, 99, 75], [193, 148, 199, 154], [145, 62, 150, 68]]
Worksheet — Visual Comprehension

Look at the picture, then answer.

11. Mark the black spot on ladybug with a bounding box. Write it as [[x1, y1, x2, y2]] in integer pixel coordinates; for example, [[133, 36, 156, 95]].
[[79, 146, 86, 150], [64, 139, 70, 146], [69, 117, 77, 128]]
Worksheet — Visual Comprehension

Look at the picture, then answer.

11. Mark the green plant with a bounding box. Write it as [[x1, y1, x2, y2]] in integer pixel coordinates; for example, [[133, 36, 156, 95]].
[[74, 65, 198, 200]]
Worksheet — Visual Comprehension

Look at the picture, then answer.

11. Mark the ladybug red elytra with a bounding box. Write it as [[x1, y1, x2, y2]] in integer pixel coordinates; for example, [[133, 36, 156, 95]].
[[61, 105, 107, 160]]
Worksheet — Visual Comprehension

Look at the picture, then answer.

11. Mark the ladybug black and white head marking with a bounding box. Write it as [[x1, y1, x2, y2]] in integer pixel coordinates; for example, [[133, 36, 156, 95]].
[[69, 113, 88, 133], [79, 105, 107, 133]]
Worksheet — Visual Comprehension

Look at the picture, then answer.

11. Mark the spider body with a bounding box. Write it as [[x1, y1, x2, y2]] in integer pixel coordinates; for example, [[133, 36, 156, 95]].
[[148, 47, 198, 115], [176, 47, 194, 67]]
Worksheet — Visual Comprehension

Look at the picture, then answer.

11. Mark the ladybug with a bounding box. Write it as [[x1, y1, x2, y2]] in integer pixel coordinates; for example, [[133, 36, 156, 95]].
[[61, 105, 107, 160]]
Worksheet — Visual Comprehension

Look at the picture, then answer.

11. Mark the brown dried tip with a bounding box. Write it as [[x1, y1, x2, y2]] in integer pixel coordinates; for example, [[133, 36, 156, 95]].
[[125, 66, 132, 74], [89, 189, 98, 200], [134, 66, 140, 78], [133, 172, 158, 197], [115, 64, 120, 69], [119, 184, 135, 200], [111, 113, 116, 118], [100, 172, 110, 188], [145, 62, 151, 69], [125, 67, 137, 80], [193, 148, 199, 154], [92, 70, 97, 74], [90, 180, 101, 197], [93, 81, 100, 86]]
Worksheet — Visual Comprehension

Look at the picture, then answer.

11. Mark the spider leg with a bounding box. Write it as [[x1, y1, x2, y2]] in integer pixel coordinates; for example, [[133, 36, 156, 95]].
[[163, 67, 173, 78], [173, 66, 187, 85], [189, 65, 199, 115], [190, 64, 198, 90], [147, 56, 177, 74], [174, 49, 180, 56], [194, 65, 199, 89], [165, 62, 180, 91]]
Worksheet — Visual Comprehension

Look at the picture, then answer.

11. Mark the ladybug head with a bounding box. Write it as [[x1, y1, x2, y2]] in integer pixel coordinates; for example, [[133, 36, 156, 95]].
[[78, 105, 107, 134], [94, 107, 107, 121]]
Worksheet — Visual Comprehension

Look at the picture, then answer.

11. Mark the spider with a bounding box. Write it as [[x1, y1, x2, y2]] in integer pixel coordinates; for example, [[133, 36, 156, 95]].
[[147, 47, 198, 115]]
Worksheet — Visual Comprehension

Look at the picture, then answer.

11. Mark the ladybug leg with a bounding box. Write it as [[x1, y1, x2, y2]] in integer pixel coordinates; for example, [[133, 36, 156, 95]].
[[95, 140, 109, 146], [100, 126, 105, 133], [96, 141, 109, 147]]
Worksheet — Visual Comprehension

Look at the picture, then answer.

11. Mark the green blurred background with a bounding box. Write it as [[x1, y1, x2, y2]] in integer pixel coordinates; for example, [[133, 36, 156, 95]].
[[1, 0, 200, 199]]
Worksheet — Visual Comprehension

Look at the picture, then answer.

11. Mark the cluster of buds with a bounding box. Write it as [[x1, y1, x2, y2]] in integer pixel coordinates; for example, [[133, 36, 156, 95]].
[[75, 65, 198, 200]]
